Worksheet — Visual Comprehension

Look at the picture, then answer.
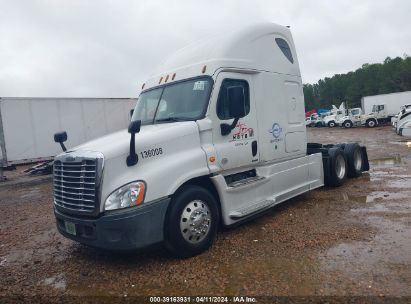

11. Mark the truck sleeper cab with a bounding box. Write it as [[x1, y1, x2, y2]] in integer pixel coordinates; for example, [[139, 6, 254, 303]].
[[53, 23, 369, 258]]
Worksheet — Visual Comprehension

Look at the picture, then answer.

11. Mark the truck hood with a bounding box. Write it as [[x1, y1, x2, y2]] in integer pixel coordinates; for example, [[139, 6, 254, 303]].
[[68, 121, 200, 159]]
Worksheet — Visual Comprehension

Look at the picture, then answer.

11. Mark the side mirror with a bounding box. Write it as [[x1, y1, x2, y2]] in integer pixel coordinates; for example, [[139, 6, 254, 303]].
[[54, 131, 67, 152], [128, 120, 141, 134], [227, 86, 247, 119], [126, 120, 141, 167]]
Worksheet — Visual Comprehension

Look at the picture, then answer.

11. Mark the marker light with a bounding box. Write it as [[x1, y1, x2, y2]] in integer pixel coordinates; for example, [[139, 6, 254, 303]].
[[141, 83, 145, 90], [202, 65, 207, 73], [172, 73, 176, 80], [165, 75, 169, 83], [159, 77, 163, 84], [104, 181, 146, 211]]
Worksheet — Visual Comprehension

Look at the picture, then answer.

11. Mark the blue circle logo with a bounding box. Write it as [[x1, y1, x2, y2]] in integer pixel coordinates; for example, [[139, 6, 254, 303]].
[[269, 123, 282, 138]]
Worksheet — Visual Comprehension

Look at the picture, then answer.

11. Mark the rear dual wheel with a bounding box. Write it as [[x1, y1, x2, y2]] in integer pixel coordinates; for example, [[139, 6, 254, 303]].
[[344, 143, 363, 177], [325, 147, 347, 187], [326, 143, 364, 187]]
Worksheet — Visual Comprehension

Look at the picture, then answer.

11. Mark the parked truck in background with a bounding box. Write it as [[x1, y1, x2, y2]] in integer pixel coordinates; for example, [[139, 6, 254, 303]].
[[323, 103, 346, 128], [52, 23, 369, 258], [336, 107, 363, 128], [395, 104, 411, 135], [361, 91, 411, 127], [361, 91, 411, 115]]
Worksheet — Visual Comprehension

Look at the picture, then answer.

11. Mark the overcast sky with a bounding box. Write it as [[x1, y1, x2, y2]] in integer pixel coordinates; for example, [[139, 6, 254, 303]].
[[1, 0, 410, 98]]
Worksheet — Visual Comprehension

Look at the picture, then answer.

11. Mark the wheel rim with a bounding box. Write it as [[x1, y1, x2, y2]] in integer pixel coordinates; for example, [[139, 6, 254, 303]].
[[369, 121, 375, 127], [330, 122, 335, 127], [353, 149, 362, 171], [335, 154, 346, 179], [180, 200, 211, 244], [345, 122, 351, 128]]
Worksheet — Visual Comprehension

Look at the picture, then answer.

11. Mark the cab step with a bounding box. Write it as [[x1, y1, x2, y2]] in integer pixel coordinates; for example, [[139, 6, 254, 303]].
[[227, 175, 265, 188], [229, 199, 275, 219]]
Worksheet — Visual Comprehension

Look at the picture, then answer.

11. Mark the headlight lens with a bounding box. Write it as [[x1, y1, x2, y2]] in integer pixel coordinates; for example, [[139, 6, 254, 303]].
[[104, 181, 146, 211]]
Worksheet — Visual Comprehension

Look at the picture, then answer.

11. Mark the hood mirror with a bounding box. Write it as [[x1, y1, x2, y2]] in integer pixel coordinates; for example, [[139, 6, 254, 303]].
[[54, 131, 68, 152], [127, 120, 141, 167]]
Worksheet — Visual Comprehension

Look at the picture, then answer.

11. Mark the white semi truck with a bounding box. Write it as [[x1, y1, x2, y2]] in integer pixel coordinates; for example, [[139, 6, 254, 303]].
[[336, 107, 363, 128], [322, 103, 346, 128], [52, 23, 369, 257], [395, 104, 411, 135]]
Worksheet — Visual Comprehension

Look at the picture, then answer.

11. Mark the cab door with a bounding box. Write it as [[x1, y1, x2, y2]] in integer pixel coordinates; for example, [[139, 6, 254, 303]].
[[210, 72, 259, 171]]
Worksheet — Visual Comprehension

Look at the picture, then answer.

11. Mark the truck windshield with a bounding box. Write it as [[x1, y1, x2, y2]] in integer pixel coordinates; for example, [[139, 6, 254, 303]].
[[131, 77, 213, 125]]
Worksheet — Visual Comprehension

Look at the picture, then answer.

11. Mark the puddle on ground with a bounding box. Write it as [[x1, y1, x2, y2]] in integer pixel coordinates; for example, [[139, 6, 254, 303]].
[[19, 187, 42, 199], [387, 178, 411, 188], [42, 274, 66, 290], [321, 182, 411, 296], [342, 190, 411, 205], [388, 140, 411, 148], [369, 155, 403, 167], [320, 214, 411, 296]]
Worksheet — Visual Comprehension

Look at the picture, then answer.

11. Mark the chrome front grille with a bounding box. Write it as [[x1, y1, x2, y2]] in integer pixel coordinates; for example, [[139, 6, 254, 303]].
[[53, 152, 103, 214]]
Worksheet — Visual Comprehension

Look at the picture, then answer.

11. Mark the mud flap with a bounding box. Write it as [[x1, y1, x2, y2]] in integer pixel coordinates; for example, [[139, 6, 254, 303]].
[[360, 146, 370, 172]]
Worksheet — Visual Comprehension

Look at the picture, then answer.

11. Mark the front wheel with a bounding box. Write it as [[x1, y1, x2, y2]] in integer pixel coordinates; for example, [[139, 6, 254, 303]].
[[328, 121, 336, 128], [366, 119, 376, 128], [164, 185, 219, 258], [344, 121, 353, 128]]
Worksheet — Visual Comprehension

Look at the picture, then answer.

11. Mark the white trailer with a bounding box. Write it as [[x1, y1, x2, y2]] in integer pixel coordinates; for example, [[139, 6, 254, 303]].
[[361, 91, 411, 116], [0, 98, 135, 167], [52, 23, 369, 258]]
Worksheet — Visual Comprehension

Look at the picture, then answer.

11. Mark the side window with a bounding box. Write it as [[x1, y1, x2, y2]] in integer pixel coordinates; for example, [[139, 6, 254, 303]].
[[217, 79, 250, 120], [275, 38, 294, 63]]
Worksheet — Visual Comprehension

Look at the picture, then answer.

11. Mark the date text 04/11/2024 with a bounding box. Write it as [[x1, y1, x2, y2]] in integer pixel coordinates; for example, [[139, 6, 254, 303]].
[[149, 296, 257, 303]]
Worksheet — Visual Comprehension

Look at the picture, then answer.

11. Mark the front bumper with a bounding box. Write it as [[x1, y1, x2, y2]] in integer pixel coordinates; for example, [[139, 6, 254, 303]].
[[54, 197, 170, 250]]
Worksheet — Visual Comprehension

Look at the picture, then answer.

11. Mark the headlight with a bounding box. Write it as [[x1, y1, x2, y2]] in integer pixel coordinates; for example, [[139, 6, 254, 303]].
[[104, 181, 146, 211]]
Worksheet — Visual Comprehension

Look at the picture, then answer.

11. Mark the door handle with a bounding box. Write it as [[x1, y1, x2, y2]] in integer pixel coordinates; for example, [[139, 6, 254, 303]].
[[252, 140, 258, 157]]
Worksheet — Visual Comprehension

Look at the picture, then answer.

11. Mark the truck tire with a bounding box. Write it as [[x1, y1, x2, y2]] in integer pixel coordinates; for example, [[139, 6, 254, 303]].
[[343, 121, 353, 128], [343, 143, 363, 178], [366, 119, 376, 128], [328, 121, 336, 128], [316, 122, 323, 128], [325, 147, 347, 187], [164, 185, 219, 258]]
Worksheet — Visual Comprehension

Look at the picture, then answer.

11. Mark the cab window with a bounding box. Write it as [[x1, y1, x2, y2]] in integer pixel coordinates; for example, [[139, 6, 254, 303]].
[[217, 79, 250, 120]]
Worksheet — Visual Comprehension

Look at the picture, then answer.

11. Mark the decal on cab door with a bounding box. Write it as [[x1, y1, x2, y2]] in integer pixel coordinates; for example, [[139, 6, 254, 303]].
[[230, 122, 254, 142], [268, 123, 283, 143]]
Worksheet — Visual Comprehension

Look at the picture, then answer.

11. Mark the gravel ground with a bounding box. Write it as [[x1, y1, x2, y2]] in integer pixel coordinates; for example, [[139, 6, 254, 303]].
[[0, 126, 410, 303]]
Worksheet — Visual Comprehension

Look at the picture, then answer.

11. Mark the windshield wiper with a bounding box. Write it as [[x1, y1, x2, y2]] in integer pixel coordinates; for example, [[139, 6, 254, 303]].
[[155, 117, 192, 123]]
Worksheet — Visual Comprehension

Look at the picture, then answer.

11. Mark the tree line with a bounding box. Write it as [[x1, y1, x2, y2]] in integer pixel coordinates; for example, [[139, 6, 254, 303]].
[[303, 55, 411, 111]]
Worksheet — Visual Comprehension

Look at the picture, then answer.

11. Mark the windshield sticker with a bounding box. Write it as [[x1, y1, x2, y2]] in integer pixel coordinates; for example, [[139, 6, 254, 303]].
[[193, 81, 205, 91], [230, 122, 254, 145], [269, 123, 283, 143]]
